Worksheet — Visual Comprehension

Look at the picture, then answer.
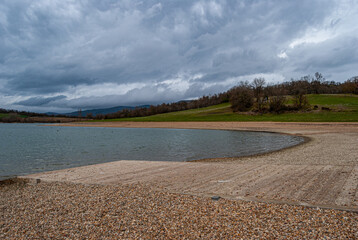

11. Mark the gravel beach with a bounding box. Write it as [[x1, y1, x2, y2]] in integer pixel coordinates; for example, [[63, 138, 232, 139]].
[[2, 121, 358, 239], [1, 179, 357, 239]]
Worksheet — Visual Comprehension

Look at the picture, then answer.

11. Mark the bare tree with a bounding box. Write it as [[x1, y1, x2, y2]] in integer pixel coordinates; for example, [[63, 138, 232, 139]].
[[268, 88, 287, 113], [311, 72, 325, 94], [252, 78, 266, 111], [293, 91, 310, 110], [341, 76, 358, 94], [230, 81, 254, 112], [86, 113, 93, 119]]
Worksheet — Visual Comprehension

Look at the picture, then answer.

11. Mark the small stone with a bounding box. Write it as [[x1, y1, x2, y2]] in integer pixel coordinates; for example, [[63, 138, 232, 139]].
[[211, 196, 221, 201]]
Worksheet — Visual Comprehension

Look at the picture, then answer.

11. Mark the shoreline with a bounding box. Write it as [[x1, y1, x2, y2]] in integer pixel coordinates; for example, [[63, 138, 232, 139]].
[[22, 121, 358, 204], [192, 134, 311, 163], [0, 123, 310, 182], [47, 121, 353, 164], [46, 121, 314, 163]]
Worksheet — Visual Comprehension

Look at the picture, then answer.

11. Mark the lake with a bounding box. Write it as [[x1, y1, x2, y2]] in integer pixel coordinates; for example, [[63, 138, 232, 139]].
[[0, 124, 304, 180]]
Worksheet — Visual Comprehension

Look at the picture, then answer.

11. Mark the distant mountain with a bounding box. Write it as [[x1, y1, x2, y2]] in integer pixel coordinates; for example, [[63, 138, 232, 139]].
[[45, 112, 61, 116], [47, 105, 150, 117]]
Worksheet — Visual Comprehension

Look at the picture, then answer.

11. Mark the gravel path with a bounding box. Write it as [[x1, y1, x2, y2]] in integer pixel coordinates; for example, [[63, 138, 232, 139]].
[[1, 179, 357, 239]]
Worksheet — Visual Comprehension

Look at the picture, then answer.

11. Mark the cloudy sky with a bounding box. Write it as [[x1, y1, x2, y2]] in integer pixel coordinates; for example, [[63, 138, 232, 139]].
[[0, 0, 357, 113]]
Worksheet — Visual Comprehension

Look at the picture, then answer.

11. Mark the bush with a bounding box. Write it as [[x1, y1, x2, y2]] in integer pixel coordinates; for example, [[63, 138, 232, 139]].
[[230, 86, 254, 112], [1, 115, 20, 123], [269, 95, 287, 113], [293, 93, 310, 110]]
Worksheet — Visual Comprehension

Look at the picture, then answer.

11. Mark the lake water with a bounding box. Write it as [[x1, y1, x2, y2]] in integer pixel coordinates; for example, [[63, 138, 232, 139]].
[[0, 124, 304, 180]]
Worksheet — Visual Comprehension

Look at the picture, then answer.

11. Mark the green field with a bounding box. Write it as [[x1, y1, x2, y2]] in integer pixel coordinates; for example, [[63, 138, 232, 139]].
[[0, 113, 27, 120], [99, 94, 358, 122]]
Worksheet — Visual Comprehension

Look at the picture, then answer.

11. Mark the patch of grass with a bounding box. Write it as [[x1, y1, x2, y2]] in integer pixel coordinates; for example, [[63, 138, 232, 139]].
[[307, 94, 358, 109], [97, 94, 358, 122], [0, 113, 28, 120]]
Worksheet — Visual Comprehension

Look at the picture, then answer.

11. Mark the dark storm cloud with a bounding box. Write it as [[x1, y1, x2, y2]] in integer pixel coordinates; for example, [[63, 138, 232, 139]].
[[293, 36, 358, 71], [0, 0, 357, 112], [4, 69, 95, 94], [14, 95, 66, 106]]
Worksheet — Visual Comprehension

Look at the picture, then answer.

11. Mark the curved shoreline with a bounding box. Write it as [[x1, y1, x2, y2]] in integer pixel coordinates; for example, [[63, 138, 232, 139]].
[[34, 121, 358, 166], [50, 121, 354, 163], [47, 121, 311, 163], [0, 124, 308, 182], [191, 134, 311, 163]]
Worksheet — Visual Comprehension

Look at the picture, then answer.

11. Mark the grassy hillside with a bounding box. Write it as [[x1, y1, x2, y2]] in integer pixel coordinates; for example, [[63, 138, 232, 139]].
[[98, 94, 358, 122], [0, 113, 27, 120], [0, 113, 78, 123]]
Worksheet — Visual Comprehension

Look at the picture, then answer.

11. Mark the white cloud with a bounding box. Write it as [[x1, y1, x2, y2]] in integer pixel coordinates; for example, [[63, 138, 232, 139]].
[[277, 51, 288, 59], [289, 0, 357, 49], [146, 3, 162, 17], [67, 82, 147, 99], [191, 0, 223, 25], [289, 28, 336, 49]]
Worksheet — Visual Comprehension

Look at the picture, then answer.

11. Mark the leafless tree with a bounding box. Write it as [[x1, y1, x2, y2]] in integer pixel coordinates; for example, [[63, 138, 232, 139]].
[[252, 78, 266, 111], [229, 81, 254, 112]]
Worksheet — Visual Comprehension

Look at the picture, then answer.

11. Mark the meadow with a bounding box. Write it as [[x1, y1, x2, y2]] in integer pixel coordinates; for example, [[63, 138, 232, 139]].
[[0, 113, 27, 120]]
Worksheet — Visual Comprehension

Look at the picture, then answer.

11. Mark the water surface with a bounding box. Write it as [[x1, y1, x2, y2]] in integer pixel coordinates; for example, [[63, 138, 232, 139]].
[[0, 124, 304, 180]]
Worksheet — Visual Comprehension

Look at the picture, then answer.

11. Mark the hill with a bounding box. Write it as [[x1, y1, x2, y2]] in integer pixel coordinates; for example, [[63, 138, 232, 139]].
[[0, 112, 77, 123], [98, 94, 358, 122], [48, 105, 151, 117]]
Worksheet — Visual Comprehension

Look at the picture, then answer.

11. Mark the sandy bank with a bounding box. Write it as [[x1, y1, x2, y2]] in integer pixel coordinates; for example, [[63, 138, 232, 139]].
[[25, 122, 358, 209]]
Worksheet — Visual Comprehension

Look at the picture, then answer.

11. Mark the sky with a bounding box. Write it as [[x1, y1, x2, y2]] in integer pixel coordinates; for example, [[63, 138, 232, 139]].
[[0, 0, 357, 113]]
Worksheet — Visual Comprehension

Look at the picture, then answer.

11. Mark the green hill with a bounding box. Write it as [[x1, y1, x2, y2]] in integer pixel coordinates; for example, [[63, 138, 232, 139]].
[[0, 113, 27, 121], [93, 94, 358, 122]]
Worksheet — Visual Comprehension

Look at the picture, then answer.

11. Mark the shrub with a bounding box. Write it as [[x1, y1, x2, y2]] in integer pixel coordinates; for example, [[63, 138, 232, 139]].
[[269, 95, 287, 113], [252, 78, 266, 112], [293, 93, 310, 110], [230, 86, 254, 112]]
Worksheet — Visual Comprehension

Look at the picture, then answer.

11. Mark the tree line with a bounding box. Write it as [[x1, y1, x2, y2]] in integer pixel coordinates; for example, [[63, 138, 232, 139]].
[[229, 73, 357, 113], [0, 109, 49, 123], [0, 108, 48, 117], [92, 73, 357, 119], [0, 108, 80, 123], [92, 93, 230, 119]]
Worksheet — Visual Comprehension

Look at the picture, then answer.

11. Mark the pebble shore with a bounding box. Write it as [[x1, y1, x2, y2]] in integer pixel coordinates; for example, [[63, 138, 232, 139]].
[[1, 179, 357, 239]]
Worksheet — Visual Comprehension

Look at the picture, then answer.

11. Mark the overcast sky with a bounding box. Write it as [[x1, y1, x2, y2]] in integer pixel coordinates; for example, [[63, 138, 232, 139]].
[[1, 0, 357, 113]]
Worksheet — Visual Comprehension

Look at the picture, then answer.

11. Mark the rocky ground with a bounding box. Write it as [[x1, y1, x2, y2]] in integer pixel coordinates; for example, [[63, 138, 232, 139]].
[[1, 179, 357, 239]]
